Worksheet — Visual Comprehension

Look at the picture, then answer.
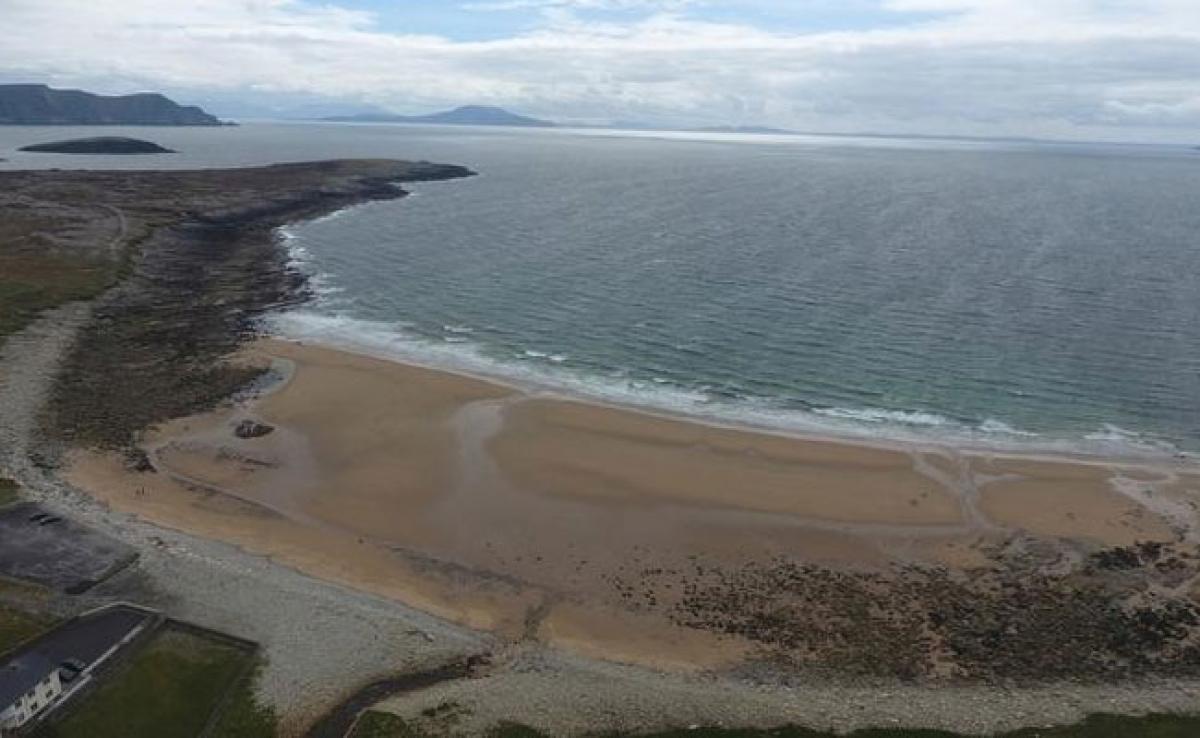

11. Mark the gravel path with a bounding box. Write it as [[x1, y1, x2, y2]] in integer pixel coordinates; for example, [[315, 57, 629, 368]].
[[379, 648, 1200, 736], [0, 303, 92, 476]]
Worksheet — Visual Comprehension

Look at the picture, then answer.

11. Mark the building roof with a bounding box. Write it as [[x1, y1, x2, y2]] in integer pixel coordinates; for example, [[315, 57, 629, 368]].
[[0, 652, 57, 707]]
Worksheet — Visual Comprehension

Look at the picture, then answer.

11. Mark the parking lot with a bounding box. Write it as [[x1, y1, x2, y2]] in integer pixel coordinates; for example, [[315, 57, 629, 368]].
[[0, 503, 136, 593]]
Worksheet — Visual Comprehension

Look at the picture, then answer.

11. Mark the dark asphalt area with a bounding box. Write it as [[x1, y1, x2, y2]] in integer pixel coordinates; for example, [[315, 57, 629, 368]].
[[0, 502, 136, 593], [304, 655, 489, 738]]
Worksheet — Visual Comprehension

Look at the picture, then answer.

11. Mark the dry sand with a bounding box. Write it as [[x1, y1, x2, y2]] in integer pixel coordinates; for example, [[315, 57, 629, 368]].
[[65, 338, 1200, 674]]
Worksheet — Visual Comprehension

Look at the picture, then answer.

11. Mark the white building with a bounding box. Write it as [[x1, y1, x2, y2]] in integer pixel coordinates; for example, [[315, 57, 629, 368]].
[[0, 653, 63, 732]]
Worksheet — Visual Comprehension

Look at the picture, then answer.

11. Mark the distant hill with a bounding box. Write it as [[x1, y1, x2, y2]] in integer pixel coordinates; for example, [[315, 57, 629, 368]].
[[0, 84, 222, 126], [196, 97, 397, 121], [20, 137, 175, 154], [324, 105, 555, 128], [571, 120, 797, 135], [693, 125, 795, 135]]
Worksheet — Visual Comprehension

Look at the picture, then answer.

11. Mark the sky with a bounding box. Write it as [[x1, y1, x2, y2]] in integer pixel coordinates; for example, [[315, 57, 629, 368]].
[[1, 0, 1199, 141]]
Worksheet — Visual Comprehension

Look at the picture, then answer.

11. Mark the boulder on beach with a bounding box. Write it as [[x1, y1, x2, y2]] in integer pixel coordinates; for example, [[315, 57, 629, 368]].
[[235, 419, 275, 439]]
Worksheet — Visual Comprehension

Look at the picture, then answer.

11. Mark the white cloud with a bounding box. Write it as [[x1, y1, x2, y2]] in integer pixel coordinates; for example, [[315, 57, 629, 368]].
[[464, 0, 698, 10], [1, 0, 1198, 141]]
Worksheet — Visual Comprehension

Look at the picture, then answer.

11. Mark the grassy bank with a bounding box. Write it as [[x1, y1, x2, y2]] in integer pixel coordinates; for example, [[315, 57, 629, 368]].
[[35, 625, 272, 738], [349, 711, 1200, 738], [0, 254, 116, 341], [0, 477, 19, 508], [0, 603, 50, 654], [207, 660, 281, 738], [0, 577, 58, 654]]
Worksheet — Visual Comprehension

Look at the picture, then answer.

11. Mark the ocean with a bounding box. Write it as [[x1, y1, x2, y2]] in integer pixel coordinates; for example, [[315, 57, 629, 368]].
[[3, 122, 1199, 455]]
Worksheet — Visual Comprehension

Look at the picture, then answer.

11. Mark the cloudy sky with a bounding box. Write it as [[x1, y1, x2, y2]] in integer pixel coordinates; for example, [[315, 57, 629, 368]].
[[1, 0, 1199, 141]]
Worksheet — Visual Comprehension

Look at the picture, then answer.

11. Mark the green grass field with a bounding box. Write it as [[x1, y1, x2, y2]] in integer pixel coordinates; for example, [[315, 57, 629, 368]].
[[0, 604, 50, 654], [0, 255, 115, 341], [35, 626, 273, 738], [350, 711, 1200, 738], [206, 659, 281, 738], [0, 477, 19, 508]]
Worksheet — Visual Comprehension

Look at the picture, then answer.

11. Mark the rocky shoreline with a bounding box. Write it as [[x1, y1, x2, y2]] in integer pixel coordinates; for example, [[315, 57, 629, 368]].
[[661, 544, 1200, 683], [10, 160, 474, 451]]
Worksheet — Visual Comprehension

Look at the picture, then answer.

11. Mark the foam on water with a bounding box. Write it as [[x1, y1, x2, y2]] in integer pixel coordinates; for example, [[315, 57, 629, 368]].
[[813, 406, 953, 428], [266, 308, 1189, 461], [979, 419, 1040, 437], [264, 130, 1200, 463], [270, 310, 711, 410]]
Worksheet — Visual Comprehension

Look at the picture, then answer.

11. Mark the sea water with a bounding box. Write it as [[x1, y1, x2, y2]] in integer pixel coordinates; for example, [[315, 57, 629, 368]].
[[3, 122, 1198, 455]]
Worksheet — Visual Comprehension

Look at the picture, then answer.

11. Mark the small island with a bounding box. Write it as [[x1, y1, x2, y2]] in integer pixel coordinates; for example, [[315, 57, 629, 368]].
[[19, 137, 176, 155]]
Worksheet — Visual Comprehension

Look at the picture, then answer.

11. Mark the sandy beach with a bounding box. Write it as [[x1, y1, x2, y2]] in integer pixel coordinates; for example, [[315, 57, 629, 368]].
[[66, 338, 1200, 677]]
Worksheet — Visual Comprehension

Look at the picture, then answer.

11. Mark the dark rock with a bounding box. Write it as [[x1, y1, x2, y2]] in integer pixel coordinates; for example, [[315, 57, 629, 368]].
[[643, 545, 1200, 683], [235, 419, 275, 439], [1090, 541, 1164, 571], [125, 448, 156, 473]]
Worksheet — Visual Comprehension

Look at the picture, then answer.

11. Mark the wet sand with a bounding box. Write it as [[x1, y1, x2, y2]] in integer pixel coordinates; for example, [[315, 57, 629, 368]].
[[67, 338, 1200, 673]]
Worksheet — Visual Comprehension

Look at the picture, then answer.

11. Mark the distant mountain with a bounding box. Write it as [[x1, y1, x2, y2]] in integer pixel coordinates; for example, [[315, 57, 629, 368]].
[[324, 105, 555, 128], [0, 84, 223, 126], [693, 125, 795, 135], [572, 120, 797, 135], [600, 120, 663, 131], [197, 97, 396, 121]]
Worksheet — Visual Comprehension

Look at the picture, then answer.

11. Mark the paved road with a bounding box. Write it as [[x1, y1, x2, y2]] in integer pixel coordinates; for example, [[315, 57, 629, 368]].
[[304, 655, 490, 738], [14, 605, 153, 668]]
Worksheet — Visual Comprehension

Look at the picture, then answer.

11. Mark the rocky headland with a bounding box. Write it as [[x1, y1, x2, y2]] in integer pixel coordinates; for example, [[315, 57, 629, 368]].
[[0, 83, 224, 126]]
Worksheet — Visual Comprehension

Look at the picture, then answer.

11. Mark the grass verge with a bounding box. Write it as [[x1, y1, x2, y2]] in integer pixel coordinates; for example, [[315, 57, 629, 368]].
[[206, 658, 281, 738], [0, 255, 115, 341], [35, 625, 258, 738], [0, 603, 52, 654], [0, 477, 19, 508]]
